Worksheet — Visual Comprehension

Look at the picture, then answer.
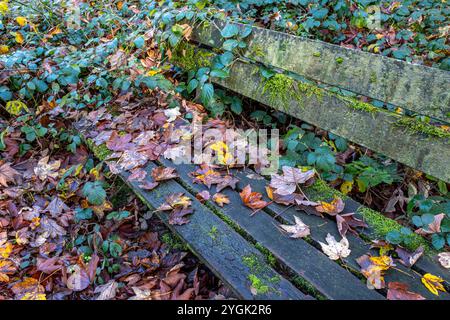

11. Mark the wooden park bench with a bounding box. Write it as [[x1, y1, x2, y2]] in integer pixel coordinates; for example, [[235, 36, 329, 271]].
[[82, 20, 450, 300]]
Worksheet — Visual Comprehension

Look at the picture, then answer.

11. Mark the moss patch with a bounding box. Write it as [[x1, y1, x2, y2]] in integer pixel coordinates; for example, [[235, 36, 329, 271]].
[[254, 243, 277, 267], [86, 139, 112, 161], [306, 179, 348, 201], [396, 117, 450, 139], [170, 41, 213, 71], [249, 44, 264, 58], [292, 276, 327, 300], [248, 274, 270, 294], [161, 232, 189, 251], [262, 73, 297, 110], [357, 206, 429, 252]]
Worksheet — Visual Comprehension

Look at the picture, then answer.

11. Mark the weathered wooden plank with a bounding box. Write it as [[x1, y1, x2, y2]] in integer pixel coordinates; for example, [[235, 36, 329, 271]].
[[193, 20, 450, 122], [158, 158, 384, 300], [120, 162, 309, 300], [233, 168, 450, 300], [203, 55, 450, 183]]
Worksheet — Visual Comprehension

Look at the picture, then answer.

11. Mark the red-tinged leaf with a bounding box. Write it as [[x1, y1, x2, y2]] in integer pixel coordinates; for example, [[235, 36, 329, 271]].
[[151, 166, 178, 182], [127, 168, 147, 182], [36, 257, 61, 274], [387, 282, 425, 300], [239, 185, 269, 212], [169, 207, 193, 226], [395, 246, 424, 268], [106, 131, 133, 152], [196, 190, 211, 203], [315, 197, 345, 216], [336, 212, 368, 237], [67, 265, 90, 291], [0, 162, 20, 187], [212, 193, 230, 207]]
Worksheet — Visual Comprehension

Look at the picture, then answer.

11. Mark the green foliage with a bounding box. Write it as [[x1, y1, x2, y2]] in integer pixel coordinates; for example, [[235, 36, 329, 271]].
[[82, 181, 107, 206]]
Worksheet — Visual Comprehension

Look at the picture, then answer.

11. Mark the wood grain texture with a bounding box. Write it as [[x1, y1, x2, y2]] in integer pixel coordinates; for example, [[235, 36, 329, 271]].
[[158, 158, 384, 300], [193, 20, 450, 122]]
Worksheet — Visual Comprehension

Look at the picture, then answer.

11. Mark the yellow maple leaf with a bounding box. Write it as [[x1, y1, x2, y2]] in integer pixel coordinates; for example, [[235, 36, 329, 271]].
[[15, 32, 24, 44], [0, 1, 8, 14], [369, 255, 395, 271], [16, 16, 27, 26], [340, 180, 353, 195], [0, 45, 8, 54], [0, 242, 13, 259], [422, 273, 446, 296]]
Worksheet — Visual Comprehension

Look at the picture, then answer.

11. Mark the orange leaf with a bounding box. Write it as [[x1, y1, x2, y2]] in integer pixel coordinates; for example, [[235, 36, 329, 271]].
[[239, 185, 268, 211]]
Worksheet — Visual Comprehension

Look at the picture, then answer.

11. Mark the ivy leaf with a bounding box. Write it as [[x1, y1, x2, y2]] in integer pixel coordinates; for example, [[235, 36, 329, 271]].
[[187, 79, 198, 94], [222, 39, 239, 51], [201, 83, 214, 105], [220, 24, 240, 38], [133, 36, 145, 49], [82, 181, 106, 206], [210, 69, 229, 78]]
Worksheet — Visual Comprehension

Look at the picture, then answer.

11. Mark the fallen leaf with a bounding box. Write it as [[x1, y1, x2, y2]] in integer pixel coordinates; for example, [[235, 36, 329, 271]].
[[11, 277, 45, 300], [269, 167, 315, 196], [356, 254, 395, 289], [151, 166, 178, 182], [158, 193, 192, 211], [95, 280, 118, 300], [0, 162, 20, 187], [212, 193, 230, 207], [319, 233, 351, 260], [0, 260, 16, 282], [40, 217, 66, 238], [415, 213, 445, 235], [336, 212, 368, 237], [421, 273, 446, 296], [387, 282, 425, 300], [169, 207, 193, 226], [196, 190, 211, 203], [315, 197, 345, 216], [279, 216, 310, 239], [34, 156, 61, 180], [239, 185, 269, 211], [395, 246, 424, 268], [106, 131, 133, 152], [67, 265, 91, 291], [139, 181, 159, 190], [164, 107, 181, 122], [438, 252, 450, 269]]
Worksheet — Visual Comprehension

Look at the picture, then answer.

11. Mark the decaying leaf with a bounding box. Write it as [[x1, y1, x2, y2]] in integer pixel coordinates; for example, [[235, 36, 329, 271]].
[[315, 197, 345, 216], [279, 216, 310, 239], [319, 233, 350, 260], [438, 252, 450, 269], [387, 282, 425, 300], [151, 166, 178, 182], [67, 265, 91, 292], [11, 277, 46, 300], [157, 193, 192, 211], [196, 190, 211, 203], [421, 273, 446, 296], [415, 213, 445, 235], [269, 166, 315, 196], [95, 280, 118, 300], [357, 254, 396, 289], [212, 193, 230, 207], [169, 207, 193, 226], [34, 156, 61, 180], [0, 260, 17, 282], [0, 162, 20, 187], [395, 246, 424, 268], [240, 185, 269, 212], [336, 212, 368, 237]]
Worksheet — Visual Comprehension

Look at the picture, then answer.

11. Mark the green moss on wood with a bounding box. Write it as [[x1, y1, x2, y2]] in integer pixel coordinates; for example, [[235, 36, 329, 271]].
[[262, 73, 297, 110], [248, 274, 270, 294], [254, 243, 277, 267], [161, 232, 189, 251], [396, 117, 450, 139], [292, 276, 327, 300], [306, 179, 348, 201], [250, 44, 264, 58], [357, 206, 429, 252], [170, 41, 213, 71]]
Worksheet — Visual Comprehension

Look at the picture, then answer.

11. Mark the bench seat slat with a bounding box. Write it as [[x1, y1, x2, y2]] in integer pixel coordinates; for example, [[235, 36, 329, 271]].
[[122, 162, 309, 300], [159, 159, 384, 300], [193, 21, 450, 123]]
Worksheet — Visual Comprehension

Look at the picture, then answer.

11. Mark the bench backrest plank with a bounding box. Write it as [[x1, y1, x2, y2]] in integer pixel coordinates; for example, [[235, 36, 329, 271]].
[[193, 21, 450, 123]]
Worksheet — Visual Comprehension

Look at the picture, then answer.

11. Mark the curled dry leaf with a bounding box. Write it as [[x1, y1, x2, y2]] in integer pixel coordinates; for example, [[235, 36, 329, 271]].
[[151, 166, 178, 182], [11, 277, 46, 300], [212, 193, 230, 207], [269, 166, 315, 196], [279, 216, 310, 239], [315, 197, 345, 216], [34, 156, 61, 181], [196, 190, 211, 203], [169, 207, 193, 226], [67, 265, 91, 292], [239, 185, 269, 212], [336, 212, 368, 237], [95, 280, 119, 300], [421, 273, 446, 296], [319, 233, 351, 260], [0, 162, 20, 187], [438, 252, 450, 269], [0, 260, 17, 283], [395, 246, 424, 268], [415, 213, 445, 235], [357, 254, 396, 289], [157, 193, 192, 211], [387, 282, 425, 300]]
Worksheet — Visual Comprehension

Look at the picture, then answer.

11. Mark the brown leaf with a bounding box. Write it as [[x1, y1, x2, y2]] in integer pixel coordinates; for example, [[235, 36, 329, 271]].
[[0, 162, 20, 187], [95, 280, 118, 300], [37, 257, 61, 274], [151, 166, 178, 182], [196, 190, 211, 203], [11, 277, 45, 300], [415, 213, 445, 235], [395, 246, 424, 268], [336, 212, 368, 237], [387, 282, 425, 300], [67, 265, 90, 291], [269, 167, 315, 196], [0, 260, 17, 283], [315, 197, 345, 216], [212, 193, 230, 207], [279, 216, 310, 238], [158, 193, 192, 211], [139, 181, 159, 190], [239, 185, 269, 211], [169, 207, 193, 226], [438, 252, 450, 269], [106, 131, 133, 152]]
